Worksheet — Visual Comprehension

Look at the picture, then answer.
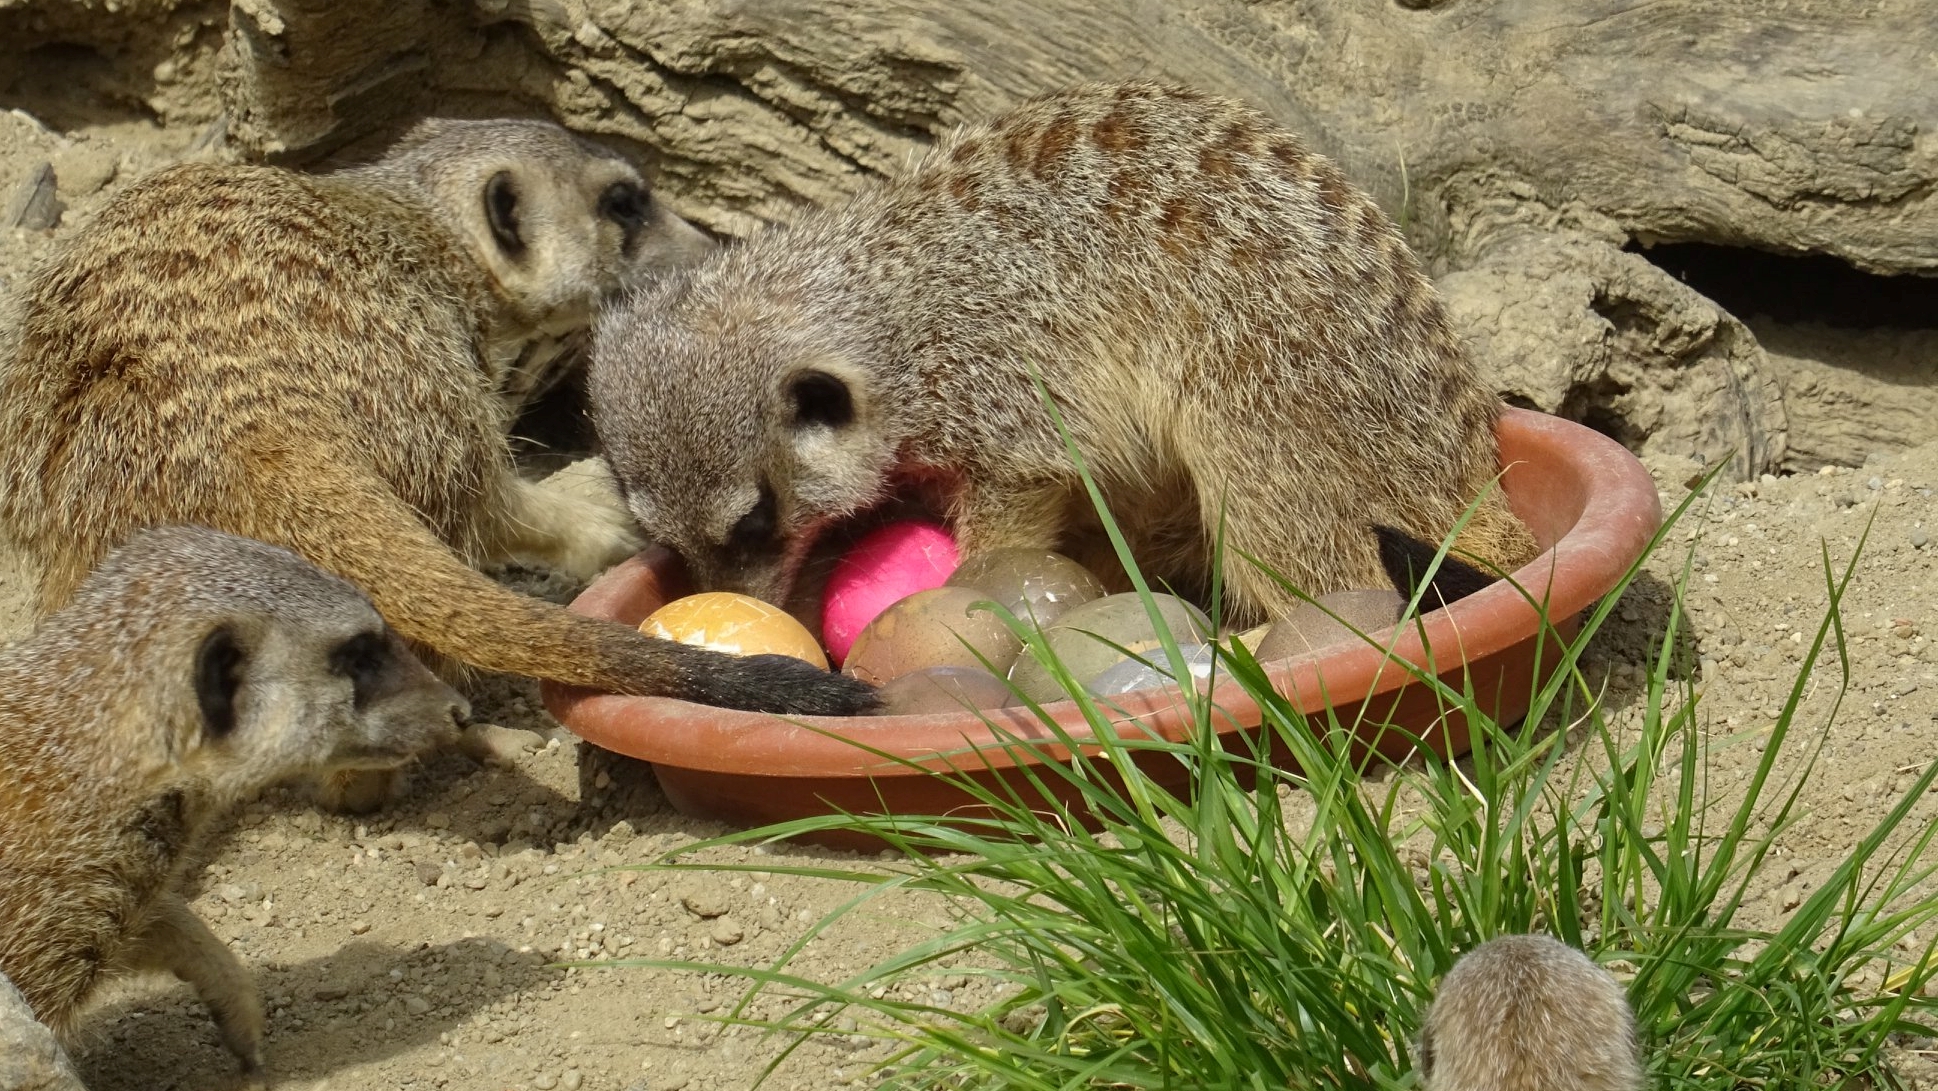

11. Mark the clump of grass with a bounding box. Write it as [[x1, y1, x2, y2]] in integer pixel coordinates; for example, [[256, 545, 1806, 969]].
[[590, 488, 1938, 1088]]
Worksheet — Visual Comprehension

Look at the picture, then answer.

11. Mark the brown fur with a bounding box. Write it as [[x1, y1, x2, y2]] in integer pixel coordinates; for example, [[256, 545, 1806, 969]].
[[1420, 934, 1645, 1091], [589, 81, 1537, 627], [0, 526, 465, 1082], [0, 118, 877, 739]]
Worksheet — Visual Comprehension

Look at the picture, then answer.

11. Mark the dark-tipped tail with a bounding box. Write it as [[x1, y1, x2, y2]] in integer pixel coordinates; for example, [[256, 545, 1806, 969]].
[[1372, 524, 1496, 608]]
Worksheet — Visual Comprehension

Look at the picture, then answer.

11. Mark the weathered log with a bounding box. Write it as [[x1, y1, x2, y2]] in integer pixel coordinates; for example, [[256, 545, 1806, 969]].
[[12, 0, 1933, 475]]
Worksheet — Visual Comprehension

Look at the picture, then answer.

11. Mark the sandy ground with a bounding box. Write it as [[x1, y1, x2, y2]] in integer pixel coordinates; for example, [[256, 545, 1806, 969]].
[[4, 83, 1938, 1091]]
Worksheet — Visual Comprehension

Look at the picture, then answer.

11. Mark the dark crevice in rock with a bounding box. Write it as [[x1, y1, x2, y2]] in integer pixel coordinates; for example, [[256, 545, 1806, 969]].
[[1626, 241, 1938, 332]]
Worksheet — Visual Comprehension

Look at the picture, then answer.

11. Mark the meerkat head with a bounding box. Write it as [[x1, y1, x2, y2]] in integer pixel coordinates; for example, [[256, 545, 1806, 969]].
[[360, 117, 715, 346], [590, 267, 901, 604], [1418, 934, 1644, 1091], [59, 527, 466, 801]]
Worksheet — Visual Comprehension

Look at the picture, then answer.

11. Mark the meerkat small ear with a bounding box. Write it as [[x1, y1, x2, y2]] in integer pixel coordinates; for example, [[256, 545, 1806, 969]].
[[787, 369, 855, 430], [484, 170, 525, 257], [196, 626, 245, 739]]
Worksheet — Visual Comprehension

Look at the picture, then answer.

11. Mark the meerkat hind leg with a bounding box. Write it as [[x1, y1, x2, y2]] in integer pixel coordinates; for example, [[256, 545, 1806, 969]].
[[1187, 456, 1378, 627], [948, 478, 1079, 561], [483, 466, 642, 581], [133, 896, 265, 1078]]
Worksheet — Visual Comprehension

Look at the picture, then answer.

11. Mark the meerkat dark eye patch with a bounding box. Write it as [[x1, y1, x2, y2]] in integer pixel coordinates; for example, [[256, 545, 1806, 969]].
[[330, 630, 391, 709], [726, 482, 778, 554], [485, 170, 524, 257], [599, 181, 650, 232], [195, 626, 245, 739], [788, 370, 854, 430]]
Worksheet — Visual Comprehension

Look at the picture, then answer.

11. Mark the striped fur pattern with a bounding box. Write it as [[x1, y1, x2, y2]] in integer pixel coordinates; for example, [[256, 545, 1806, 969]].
[[0, 119, 876, 721], [592, 82, 1536, 626]]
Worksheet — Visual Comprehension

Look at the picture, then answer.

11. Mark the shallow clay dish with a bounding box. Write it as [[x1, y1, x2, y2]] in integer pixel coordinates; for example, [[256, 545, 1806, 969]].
[[543, 408, 1662, 848]]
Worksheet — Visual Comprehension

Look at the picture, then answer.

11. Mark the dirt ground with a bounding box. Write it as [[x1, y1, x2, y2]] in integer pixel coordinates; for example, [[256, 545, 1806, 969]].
[[3, 53, 1938, 1091]]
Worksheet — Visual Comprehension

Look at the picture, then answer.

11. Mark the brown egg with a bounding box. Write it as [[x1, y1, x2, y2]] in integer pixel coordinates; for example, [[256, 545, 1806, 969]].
[[1251, 589, 1406, 663], [874, 666, 1016, 715], [946, 547, 1106, 628], [641, 591, 829, 670], [841, 586, 1024, 687], [1007, 592, 1213, 705]]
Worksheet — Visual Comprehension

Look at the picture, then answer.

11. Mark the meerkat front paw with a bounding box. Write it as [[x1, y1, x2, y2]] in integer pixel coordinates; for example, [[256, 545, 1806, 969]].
[[547, 494, 644, 580], [311, 766, 408, 814], [141, 899, 267, 1082], [487, 462, 643, 581]]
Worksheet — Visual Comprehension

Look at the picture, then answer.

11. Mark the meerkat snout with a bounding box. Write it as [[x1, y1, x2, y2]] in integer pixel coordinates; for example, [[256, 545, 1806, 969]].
[[1419, 933, 1645, 1091], [0, 525, 463, 1080]]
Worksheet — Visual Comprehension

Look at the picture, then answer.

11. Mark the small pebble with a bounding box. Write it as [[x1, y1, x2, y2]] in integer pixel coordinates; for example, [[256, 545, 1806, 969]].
[[1912, 530, 1929, 549], [461, 722, 548, 764], [680, 883, 731, 919]]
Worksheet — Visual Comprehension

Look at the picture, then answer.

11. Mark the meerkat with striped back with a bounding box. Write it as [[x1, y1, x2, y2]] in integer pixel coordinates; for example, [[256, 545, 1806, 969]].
[[0, 526, 466, 1084], [589, 82, 1537, 626], [0, 117, 878, 813]]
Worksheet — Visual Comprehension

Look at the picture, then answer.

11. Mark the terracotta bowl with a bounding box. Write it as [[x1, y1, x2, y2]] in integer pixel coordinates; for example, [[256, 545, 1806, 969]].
[[543, 408, 1662, 848]]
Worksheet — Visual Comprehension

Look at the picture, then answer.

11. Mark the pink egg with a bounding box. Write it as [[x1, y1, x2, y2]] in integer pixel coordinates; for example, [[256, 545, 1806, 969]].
[[821, 520, 960, 666]]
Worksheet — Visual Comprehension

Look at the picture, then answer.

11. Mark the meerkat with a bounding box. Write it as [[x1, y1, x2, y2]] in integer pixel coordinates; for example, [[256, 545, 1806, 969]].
[[0, 118, 877, 742], [589, 82, 1537, 628], [0, 525, 466, 1082], [1419, 933, 1646, 1091]]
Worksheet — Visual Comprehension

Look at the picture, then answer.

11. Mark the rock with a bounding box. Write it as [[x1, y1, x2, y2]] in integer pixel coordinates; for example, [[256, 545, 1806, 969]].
[[48, 143, 117, 198], [708, 918, 746, 946], [460, 722, 548, 765], [1441, 230, 1785, 480], [679, 882, 731, 919], [216, 882, 258, 904], [4, 163, 62, 232], [0, 971, 84, 1090]]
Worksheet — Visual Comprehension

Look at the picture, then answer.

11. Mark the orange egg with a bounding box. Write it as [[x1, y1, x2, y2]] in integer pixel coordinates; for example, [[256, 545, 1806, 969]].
[[641, 592, 829, 670]]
